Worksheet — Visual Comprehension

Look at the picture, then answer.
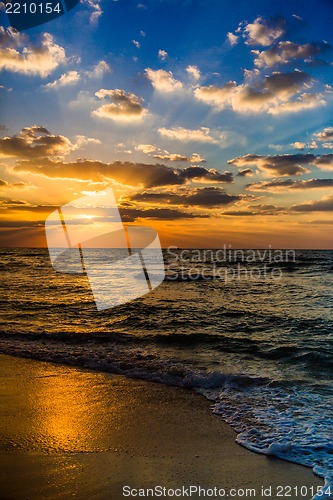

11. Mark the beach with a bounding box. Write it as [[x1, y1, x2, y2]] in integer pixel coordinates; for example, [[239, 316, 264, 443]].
[[0, 354, 323, 499]]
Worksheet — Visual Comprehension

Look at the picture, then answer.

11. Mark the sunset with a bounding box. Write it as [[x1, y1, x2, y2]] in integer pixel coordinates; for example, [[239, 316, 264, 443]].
[[0, 0, 333, 248], [0, 1, 332, 499]]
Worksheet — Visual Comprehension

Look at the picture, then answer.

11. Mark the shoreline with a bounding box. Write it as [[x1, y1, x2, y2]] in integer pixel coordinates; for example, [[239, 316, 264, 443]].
[[0, 353, 323, 499]]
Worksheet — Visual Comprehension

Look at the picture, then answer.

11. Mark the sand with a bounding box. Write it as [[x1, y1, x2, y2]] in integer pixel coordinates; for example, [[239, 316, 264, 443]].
[[0, 354, 323, 499]]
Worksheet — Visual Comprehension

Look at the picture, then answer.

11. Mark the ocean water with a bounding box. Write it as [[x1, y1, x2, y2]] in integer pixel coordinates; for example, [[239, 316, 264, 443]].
[[0, 247, 332, 499]]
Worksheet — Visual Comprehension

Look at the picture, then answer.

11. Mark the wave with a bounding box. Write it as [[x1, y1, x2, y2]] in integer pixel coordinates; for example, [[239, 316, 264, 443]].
[[0, 332, 332, 498]]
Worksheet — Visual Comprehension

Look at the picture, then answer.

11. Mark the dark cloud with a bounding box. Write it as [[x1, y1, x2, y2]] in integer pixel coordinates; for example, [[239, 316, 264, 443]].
[[128, 187, 241, 207], [0, 126, 74, 159], [253, 41, 331, 68], [292, 194, 333, 212], [179, 167, 233, 183], [223, 210, 257, 216], [119, 207, 208, 221], [195, 70, 322, 115], [0, 178, 30, 189], [14, 158, 233, 187], [0, 220, 45, 228], [0, 199, 59, 213], [223, 204, 282, 216], [228, 153, 314, 176], [246, 178, 333, 191], [313, 154, 333, 170], [0, 26, 26, 48], [237, 168, 253, 177]]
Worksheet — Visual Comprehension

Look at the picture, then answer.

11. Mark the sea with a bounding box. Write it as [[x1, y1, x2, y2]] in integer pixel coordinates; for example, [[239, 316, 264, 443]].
[[0, 247, 332, 499]]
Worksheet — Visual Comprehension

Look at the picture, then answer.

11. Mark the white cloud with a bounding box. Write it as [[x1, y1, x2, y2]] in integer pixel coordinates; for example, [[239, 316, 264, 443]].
[[186, 65, 201, 81], [145, 68, 183, 92], [243, 16, 285, 46], [268, 93, 326, 115], [158, 126, 226, 146], [291, 142, 305, 150], [158, 50, 168, 61], [227, 32, 239, 46], [194, 81, 237, 110], [75, 135, 102, 148], [82, 0, 103, 23], [85, 60, 111, 78], [154, 151, 206, 163], [44, 70, 81, 89], [136, 144, 206, 163], [136, 144, 157, 154], [314, 127, 333, 142], [0, 32, 66, 77]]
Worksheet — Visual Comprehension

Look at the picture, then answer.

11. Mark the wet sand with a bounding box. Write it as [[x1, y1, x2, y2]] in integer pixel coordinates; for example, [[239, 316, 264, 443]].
[[0, 354, 323, 499]]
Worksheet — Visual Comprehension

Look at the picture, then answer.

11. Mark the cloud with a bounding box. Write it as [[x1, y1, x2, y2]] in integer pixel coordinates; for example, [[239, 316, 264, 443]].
[[253, 41, 331, 68], [186, 65, 201, 81], [93, 89, 147, 121], [0, 32, 66, 77], [0, 199, 58, 214], [237, 168, 253, 177], [228, 153, 314, 176], [246, 178, 333, 192], [194, 81, 237, 109], [82, 0, 103, 23], [0, 27, 25, 48], [128, 186, 240, 207], [243, 16, 286, 46], [230, 152, 333, 175], [194, 71, 324, 115], [0, 126, 75, 159], [231, 71, 315, 114], [291, 140, 317, 150], [145, 68, 183, 92], [313, 154, 333, 171], [158, 126, 227, 145], [85, 60, 111, 78], [0, 179, 30, 189], [43, 70, 81, 89], [153, 151, 206, 163], [119, 207, 207, 221], [181, 187, 240, 206], [136, 144, 157, 154], [227, 32, 239, 46], [314, 127, 333, 141], [75, 135, 102, 147], [292, 194, 333, 212], [136, 144, 206, 163], [223, 204, 282, 216], [268, 92, 326, 115], [158, 50, 168, 61], [178, 166, 233, 183], [291, 141, 306, 150], [14, 158, 233, 187]]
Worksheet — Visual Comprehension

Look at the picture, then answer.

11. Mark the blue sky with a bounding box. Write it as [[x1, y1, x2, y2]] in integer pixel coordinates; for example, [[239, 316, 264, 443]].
[[0, 0, 332, 247]]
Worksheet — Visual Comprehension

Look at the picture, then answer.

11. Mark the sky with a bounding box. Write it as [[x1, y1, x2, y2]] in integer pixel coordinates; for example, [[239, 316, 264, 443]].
[[0, 0, 332, 248]]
